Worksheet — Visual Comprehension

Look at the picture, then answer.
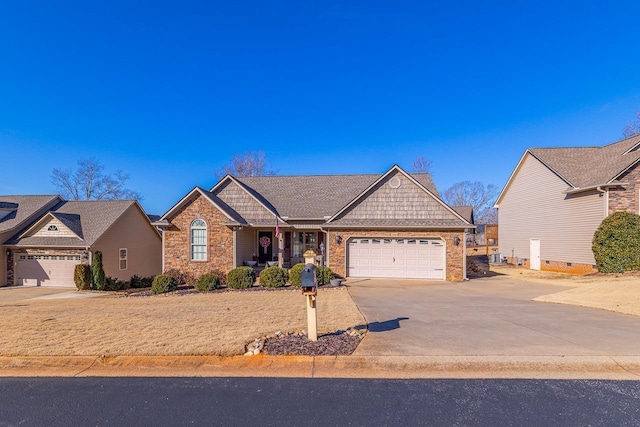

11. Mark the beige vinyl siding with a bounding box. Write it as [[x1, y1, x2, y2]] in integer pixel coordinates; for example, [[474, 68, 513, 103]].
[[498, 153, 605, 265], [235, 227, 255, 266], [31, 218, 79, 238], [93, 205, 162, 281]]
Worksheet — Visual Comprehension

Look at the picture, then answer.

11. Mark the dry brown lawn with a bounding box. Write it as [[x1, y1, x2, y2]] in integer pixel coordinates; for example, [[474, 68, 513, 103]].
[[0, 288, 365, 357], [491, 263, 640, 316]]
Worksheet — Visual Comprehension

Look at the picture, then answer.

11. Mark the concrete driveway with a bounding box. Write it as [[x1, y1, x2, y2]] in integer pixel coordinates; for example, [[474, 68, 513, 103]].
[[0, 286, 103, 303], [348, 277, 640, 357]]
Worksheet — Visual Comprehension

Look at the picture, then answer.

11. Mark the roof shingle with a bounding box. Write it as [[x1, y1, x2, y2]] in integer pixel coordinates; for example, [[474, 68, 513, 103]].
[[529, 134, 640, 188], [232, 173, 439, 219]]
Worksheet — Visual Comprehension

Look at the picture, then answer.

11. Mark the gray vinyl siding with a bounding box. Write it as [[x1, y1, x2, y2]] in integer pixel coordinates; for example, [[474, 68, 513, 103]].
[[214, 181, 274, 222], [336, 170, 458, 221], [498, 153, 605, 265]]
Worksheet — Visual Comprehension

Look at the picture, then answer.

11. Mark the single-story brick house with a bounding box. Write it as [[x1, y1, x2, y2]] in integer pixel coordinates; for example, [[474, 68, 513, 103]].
[[154, 165, 474, 281], [0, 195, 162, 287], [495, 133, 640, 274]]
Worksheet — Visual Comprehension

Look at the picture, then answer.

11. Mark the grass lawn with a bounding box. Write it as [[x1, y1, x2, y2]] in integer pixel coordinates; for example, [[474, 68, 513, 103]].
[[0, 288, 365, 357], [491, 263, 640, 316]]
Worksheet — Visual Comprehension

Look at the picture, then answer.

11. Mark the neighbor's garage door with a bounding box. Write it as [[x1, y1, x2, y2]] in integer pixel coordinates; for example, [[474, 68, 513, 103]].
[[17, 254, 80, 287], [347, 238, 445, 279]]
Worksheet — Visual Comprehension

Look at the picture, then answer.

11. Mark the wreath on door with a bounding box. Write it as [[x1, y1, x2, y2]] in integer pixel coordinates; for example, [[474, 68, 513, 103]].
[[259, 236, 271, 254]]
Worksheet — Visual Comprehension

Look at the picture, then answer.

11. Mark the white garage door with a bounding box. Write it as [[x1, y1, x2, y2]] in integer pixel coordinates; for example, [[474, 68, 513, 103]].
[[347, 238, 445, 280], [17, 254, 80, 287]]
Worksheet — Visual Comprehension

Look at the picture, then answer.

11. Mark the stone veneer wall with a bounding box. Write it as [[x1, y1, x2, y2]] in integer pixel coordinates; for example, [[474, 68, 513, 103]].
[[327, 229, 465, 281], [608, 162, 640, 214], [164, 194, 234, 277], [6, 250, 13, 285]]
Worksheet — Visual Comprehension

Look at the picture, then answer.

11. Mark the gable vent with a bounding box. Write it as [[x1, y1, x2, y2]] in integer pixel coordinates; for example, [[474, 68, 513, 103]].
[[389, 177, 401, 189]]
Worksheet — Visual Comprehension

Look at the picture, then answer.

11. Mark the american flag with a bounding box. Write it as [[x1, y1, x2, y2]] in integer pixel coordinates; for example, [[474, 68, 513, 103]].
[[275, 217, 281, 238]]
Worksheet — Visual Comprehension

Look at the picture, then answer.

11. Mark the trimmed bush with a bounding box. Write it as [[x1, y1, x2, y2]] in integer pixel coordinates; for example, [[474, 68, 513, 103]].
[[151, 274, 178, 294], [196, 272, 224, 292], [227, 267, 256, 289], [129, 275, 154, 289], [164, 268, 195, 286], [316, 265, 334, 285], [592, 211, 640, 273], [207, 269, 227, 288], [104, 277, 130, 291], [259, 266, 289, 288], [92, 251, 106, 290], [288, 263, 305, 287], [74, 264, 92, 290]]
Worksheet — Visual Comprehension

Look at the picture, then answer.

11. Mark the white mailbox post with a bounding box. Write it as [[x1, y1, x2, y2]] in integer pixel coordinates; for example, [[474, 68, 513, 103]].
[[301, 249, 318, 342]]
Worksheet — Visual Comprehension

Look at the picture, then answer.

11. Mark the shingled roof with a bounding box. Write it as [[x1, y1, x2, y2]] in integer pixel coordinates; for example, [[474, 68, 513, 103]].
[[528, 134, 640, 188], [233, 173, 439, 219], [0, 195, 62, 234], [8, 200, 137, 247]]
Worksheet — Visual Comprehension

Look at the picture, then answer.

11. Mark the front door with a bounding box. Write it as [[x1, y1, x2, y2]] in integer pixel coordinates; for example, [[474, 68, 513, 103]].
[[530, 238, 541, 270], [258, 231, 273, 264]]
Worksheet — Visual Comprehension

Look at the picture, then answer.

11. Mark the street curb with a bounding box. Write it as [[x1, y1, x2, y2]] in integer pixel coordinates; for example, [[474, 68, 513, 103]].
[[2, 355, 640, 380]]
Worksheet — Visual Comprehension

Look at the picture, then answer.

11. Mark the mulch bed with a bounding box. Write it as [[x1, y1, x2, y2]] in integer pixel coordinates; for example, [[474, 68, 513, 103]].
[[125, 282, 345, 297], [263, 331, 363, 356]]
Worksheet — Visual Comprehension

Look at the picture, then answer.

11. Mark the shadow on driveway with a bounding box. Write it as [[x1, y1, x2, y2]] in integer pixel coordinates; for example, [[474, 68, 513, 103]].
[[367, 317, 409, 332]]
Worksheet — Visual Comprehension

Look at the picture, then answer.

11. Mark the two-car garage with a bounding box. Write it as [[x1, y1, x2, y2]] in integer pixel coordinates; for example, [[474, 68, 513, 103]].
[[347, 237, 445, 280], [16, 253, 81, 287]]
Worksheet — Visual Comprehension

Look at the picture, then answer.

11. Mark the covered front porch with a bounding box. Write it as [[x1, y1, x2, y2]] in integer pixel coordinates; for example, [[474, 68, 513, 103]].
[[233, 226, 327, 269]]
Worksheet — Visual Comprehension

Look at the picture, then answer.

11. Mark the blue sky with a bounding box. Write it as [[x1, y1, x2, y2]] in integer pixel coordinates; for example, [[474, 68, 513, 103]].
[[1, 1, 639, 214]]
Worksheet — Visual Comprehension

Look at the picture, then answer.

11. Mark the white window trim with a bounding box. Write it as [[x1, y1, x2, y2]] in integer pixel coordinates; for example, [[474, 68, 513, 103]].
[[119, 248, 128, 271], [190, 219, 208, 261]]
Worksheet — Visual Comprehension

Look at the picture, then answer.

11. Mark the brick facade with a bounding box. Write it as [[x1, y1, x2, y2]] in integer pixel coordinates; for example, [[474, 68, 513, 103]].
[[327, 229, 465, 281], [164, 194, 234, 277], [608, 162, 640, 214], [504, 256, 597, 275]]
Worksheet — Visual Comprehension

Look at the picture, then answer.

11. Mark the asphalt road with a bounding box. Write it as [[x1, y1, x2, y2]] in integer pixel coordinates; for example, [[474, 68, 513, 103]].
[[1, 377, 639, 426]]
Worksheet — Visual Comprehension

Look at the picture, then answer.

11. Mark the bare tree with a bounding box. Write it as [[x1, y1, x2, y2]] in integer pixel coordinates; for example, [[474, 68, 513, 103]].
[[51, 158, 142, 201], [411, 155, 432, 174], [443, 181, 499, 224], [623, 111, 640, 138], [216, 151, 277, 177]]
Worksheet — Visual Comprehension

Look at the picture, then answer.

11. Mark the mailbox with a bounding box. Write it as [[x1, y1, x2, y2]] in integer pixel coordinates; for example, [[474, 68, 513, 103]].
[[301, 263, 317, 295]]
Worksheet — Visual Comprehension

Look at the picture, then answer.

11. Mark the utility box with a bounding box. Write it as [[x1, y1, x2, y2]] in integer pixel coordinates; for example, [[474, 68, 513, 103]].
[[301, 263, 317, 295]]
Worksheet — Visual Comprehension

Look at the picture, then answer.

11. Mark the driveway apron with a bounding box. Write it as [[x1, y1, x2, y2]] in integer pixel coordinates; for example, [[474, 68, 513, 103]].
[[347, 277, 640, 357]]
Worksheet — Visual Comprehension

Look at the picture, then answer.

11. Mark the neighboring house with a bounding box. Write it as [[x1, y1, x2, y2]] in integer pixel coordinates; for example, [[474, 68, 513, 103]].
[[451, 206, 475, 245], [154, 165, 473, 281], [495, 134, 640, 274], [0, 196, 162, 287]]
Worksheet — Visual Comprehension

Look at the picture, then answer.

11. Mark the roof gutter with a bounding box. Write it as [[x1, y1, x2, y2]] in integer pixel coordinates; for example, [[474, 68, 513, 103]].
[[565, 183, 626, 195], [321, 224, 476, 230]]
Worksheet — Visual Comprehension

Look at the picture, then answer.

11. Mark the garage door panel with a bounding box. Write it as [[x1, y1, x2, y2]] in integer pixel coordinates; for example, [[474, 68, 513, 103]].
[[17, 254, 79, 287], [347, 238, 445, 280]]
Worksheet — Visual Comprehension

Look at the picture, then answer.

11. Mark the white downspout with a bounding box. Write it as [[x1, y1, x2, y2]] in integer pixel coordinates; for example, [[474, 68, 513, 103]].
[[596, 186, 608, 217], [161, 230, 166, 272], [233, 228, 237, 268], [463, 231, 468, 281]]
